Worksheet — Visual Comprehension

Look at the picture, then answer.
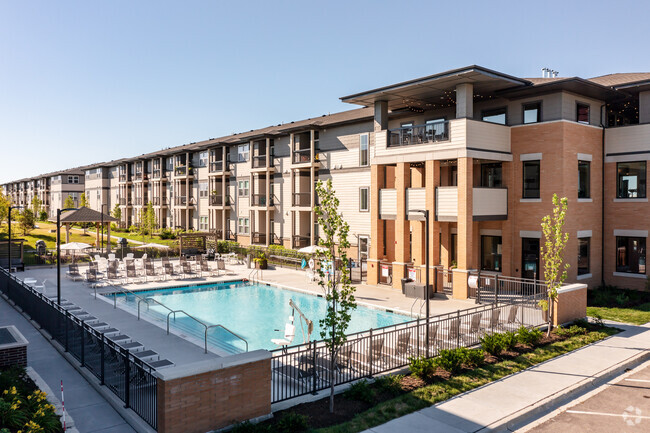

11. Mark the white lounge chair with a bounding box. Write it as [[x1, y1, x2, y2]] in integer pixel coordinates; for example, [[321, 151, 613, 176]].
[[33, 280, 47, 294]]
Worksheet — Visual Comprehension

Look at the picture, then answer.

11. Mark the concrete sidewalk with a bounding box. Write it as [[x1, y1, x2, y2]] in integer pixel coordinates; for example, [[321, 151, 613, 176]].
[[364, 322, 650, 433], [0, 296, 136, 433]]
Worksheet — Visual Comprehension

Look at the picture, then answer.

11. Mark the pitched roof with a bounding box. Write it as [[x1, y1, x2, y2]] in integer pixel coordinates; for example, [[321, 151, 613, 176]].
[[58, 206, 118, 223], [588, 73, 650, 88]]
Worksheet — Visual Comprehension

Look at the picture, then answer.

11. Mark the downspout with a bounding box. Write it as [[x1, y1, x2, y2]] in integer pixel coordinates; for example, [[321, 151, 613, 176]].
[[600, 104, 606, 287]]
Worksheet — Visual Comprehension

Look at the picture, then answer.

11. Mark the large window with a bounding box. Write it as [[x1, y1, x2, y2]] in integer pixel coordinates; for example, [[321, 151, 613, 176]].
[[522, 160, 541, 198], [360, 134, 369, 167], [578, 160, 590, 198], [481, 236, 502, 272], [238, 217, 250, 235], [199, 216, 208, 231], [577, 103, 590, 124], [616, 236, 646, 274], [68, 175, 79, 184], [481, 163, 502, 187], [198, 151, 208, 167], [578, 238, 590, 275], [359, 187, 369, 212], [237, 144, 249, 162], [523, 102, 541, 124], [199, 181, 208, 198], [238, 180, 249, 197], [482, 107, 507, 125], [617, 162, 646, 198]]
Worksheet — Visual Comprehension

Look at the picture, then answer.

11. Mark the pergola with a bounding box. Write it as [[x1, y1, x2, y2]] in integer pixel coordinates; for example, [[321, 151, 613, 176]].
[[55, 206, 118, 252], [179, 232, 219, 256]]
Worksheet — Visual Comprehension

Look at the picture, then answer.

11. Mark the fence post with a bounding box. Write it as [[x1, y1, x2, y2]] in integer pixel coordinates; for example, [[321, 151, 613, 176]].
[[124, 348, 131, 409], [311, 342, 318, 395], [64, 310, 69, 352], [416, 317, 421, 358], [456, 310, 460, 349], [495, 274, 500, 304], [368, 328, 373, 378], [476, 269, 481, 303], [80, 321, 85, 367], [100, 333, 105, 385]]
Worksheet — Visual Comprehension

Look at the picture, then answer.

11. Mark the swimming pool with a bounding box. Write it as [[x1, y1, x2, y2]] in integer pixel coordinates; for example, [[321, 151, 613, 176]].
[[111, 281, 411, 354]]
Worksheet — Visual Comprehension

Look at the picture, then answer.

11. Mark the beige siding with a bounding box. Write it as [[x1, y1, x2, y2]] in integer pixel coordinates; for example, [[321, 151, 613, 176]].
[[436, 186, 458, 221], [473, 187, 508, 217], [605, 124, 650, 162], [406, 188, 426, 213], [328, 169, 371, 244], [379, 188, 397, 218]]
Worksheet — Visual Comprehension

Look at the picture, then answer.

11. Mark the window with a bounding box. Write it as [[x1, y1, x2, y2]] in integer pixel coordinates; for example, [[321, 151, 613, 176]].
[[68, 175, 79, 184], [522, 160, 541, 198], [617, 161, 646, 198], [481, 163, 502, 187], [238, 180, 249, 197], [482, 107, 507, 125], [481, 236, 502, 271], [523, 102, 541, 124], [577, 103, 590, 124], [238, 217, 250, 235], [198, 151, 208, 167], [199, 181, 208, 198], [450, 233, 458, 266], [578, 238, 590, 275], [199, 216, 208, 231], [616, 236, 646, 274], [360, 134, 369, 166], [577, 160, 590, 198], [359, 187, 369, 212], [237, 144, 249, 162]]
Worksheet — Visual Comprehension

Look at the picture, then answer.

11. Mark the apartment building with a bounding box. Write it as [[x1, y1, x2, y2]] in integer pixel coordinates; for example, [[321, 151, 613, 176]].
[[3, 65, 650, 295]]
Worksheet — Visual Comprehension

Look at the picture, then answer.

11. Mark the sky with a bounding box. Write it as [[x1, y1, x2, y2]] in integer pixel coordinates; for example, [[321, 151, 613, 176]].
[[1, 0, 649, 184]]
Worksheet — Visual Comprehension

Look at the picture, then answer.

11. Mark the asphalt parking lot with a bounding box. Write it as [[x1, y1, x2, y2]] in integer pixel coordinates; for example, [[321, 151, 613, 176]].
[[526, 360, 650, 432]]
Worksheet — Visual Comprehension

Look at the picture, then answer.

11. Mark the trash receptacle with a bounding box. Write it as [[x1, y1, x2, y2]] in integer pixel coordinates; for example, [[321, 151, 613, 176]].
[[401, 278, 412, 294]]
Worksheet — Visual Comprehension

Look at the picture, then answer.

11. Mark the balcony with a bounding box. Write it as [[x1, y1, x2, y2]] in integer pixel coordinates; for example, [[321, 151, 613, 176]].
[[379, 189, 397, 219], [119, 175, 128, 182], [388, 121, 449, 147], [435, 186, 508, 221], [292, 148, 313, 164], [252, 232, 267, 245], [175, 196, 187, 206], [152, 169, 166, 179], [119, 198, 132, 206], [251, 194, 274, 207], [209, 194, 232, 207], [293, 235, 310, 248], [605, 124, 650, 161], [292, 192, 311, 207], [134, 197, 143, 206], [252, 155, 267, 169], [152, 197, 168, 206], [209, 160, 231, 173], [174, 166, 194, 177]]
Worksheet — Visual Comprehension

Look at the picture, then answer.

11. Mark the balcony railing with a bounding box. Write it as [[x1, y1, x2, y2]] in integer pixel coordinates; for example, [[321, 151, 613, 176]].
[[293, 235, 310, 248], [174, 166, 193, 177], [134, 197, 143, 206], [388, 121, 449, 147], [252, 155, 267, 168], [175, 196, 187, 206], [292, 148, 312, 164], [119, 175, 127, 182], [252, 232, 266, 245], [292, 192, 311, 207], [152, 169, 163, 179], [209, 194, 232, 206], [251, 194, 275, 206], [209, 160, 231, 173]]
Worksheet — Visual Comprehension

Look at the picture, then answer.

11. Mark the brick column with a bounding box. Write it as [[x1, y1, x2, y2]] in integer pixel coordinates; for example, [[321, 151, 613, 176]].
[[410, 165, 425, 274], [454, 157, 474, 299], [368, 164, 384, 285], [392, 162, 411, 289], [425, 160, 441, 285], [501, 160, 514, 276]]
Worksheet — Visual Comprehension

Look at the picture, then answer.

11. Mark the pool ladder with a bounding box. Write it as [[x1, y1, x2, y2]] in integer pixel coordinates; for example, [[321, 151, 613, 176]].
[[249, 268, 261, 282]]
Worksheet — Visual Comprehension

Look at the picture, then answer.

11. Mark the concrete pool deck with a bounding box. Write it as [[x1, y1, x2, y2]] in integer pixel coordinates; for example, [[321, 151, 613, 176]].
[[16, 261, 477, 369]]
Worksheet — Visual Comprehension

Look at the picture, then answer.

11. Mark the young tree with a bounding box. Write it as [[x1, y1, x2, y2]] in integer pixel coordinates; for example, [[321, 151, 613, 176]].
[[18, 209, 36, 235], [112, 203, 122, 226], [31, 195, 42, 215], [145, 201, 157, 235], [63, 195, 75, 209], [314, 179, 357, 413], [540, 193, 570, 336], [79, 192, 89, 208], [0, 192, 10, 228]]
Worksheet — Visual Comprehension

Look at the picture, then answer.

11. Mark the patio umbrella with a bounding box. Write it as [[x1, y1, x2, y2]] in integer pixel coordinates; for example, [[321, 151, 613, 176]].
[[59, 242, 92, 263], [297, 245, 327, 254], [134, 242, 171, 257]]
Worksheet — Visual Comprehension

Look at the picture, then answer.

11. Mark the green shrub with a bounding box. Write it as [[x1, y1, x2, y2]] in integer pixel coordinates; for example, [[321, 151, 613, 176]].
[[591, 312, 605, 328], [462, 348, 485, 368], [480, 333, 505, 356], [615, 293, 630, 306], [159, 228, 176, 240], [408, 356, 438, 382], [344, 379, 375, 403], [374, 374, 404, 396], [517, 326, 543, 346], [501, 331, 518, 351], [434, 349, 468, 375], [216, 240, 239, 253], [556, 325, 588, 338], [39, 210, 48, 221], [275, 412, 309, 433], [231, 421, 269, 433]]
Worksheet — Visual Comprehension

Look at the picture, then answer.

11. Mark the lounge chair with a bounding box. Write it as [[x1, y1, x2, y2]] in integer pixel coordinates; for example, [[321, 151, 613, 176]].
[[144, 261, 160, 282], [126, 253, 134, 260], [66, 264, 83, 281], [163, 263, 179, 280], [418, 323, 438, 354], [108, 253, 116, 261], [126, 264, 143, 284], [84, 268, 102, 286], [107, 267, 123, 285], [33, 279, 48, 294], [271, 320, 296, 353], [462, 313, 483, 344], [182, 262, 197, 279], [217, 259, 234, 276], [482, 308, 501, 334], [200, 260, 219, 277], [438, 318, 461, 349], [500, 305, 519, 331], [352, 337, 385, 372], [390, 331, 411, 362]]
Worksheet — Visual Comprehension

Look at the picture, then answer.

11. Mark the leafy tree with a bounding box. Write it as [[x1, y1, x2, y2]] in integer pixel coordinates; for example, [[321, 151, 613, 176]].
[[31, 195, 42, 215], [112, 203, 122, 225], [79, 192, 89, 208], [314, 178, 357, 413], [63, 195, 75, 209], [540, 193, 570, 336], [0, 192, 10, 228], [18, 209, 36, 235], [145, 201, 157, 235], [39, 210, 48, 221]]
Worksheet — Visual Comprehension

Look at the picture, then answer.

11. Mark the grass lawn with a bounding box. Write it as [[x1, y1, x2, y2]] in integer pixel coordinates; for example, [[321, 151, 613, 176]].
[[587, 304, 650, 325], [0, 221, 106, 250], [107, 229, 179, 247]]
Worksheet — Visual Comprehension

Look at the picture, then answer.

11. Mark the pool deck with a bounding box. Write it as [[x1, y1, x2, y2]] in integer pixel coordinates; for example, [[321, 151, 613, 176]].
[[17, 261, 477, 370]]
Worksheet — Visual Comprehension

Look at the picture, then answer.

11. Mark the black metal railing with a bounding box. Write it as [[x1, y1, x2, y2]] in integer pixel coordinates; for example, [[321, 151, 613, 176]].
[[292, 235, 310, 248], [388, 121, 450, 147], [0, 269, 158, 429], [271, 289, 546, 403], [251, 194, 274, 206], [175, 196, 187, 206], [209, 160, 231, 173], [252, 232, 267, 245], [252, 155, 267, 168], [469, 271, 549, 304], [292, 148, 312, 164], [209, 195, 232, 206], [292, 192, 311, 207], [119, 175, 128, 182]]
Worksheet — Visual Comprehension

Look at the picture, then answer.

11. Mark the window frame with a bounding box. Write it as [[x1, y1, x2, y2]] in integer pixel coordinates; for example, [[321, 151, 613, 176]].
[[578, 237, 590, 275], [481, 107, 507, 125], [576, 102, 590, 124], [359, 133, 369, 167], [238, 180, 249, 197], [522, 101, 542, 124], [198, 181, 208, 198], [480, 235, 502, 272], [238, 217, 250, 235], [198, 151, 208, 167], [616, 236, 646, 274], [522, 160, 541, 199], [237, 144, 250, 162], [578, 160, 591, 199], [359, 187, 369, 212], [617, 161, 647, 199]]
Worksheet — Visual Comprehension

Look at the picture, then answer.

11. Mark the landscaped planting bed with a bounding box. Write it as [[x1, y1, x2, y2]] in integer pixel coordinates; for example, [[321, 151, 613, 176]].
[[233, 321, 618, 433], [587, 285, 650, 325]]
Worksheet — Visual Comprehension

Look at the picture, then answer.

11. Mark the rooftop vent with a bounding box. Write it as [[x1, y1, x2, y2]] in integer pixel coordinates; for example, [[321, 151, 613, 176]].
[[541, 67, 559, 78]]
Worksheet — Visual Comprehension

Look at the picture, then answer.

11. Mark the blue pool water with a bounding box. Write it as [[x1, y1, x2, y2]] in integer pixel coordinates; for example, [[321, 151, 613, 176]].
[[112, 281, 410, 354]]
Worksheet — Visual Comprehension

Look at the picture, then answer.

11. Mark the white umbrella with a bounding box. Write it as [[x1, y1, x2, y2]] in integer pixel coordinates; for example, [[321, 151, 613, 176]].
[[59, 242, 93, 250], [133, 243, 170, 249], [298, 245, 327, 254]]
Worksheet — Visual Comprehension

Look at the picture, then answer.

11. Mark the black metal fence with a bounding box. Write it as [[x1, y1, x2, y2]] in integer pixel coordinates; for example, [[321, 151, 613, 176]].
[[271, 291, 546, 403], [469, 271, 549, 304], [0, 269, 158, 430]]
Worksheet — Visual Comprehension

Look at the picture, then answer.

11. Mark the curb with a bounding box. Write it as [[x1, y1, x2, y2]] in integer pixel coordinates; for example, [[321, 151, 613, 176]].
[[484, 339, 650, 432]]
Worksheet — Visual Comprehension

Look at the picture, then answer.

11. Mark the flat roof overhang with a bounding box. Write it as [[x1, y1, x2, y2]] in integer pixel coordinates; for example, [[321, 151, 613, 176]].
[[340, 65, 531, 109], [498, 77, 624, 101]]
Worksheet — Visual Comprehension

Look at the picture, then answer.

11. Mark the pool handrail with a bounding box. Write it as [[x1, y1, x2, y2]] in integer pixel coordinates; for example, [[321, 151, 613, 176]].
[[166, 309, 249, 354], [206, 324, 249, 353]]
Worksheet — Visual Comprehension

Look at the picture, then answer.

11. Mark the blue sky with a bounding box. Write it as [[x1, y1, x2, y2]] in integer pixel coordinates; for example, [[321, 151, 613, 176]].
[[1, 0, 648, 183]]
